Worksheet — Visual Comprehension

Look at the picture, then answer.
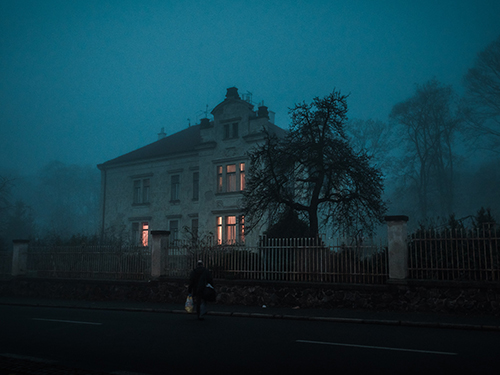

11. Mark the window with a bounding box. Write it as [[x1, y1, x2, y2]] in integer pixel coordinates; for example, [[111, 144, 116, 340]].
[[216, 215, 245, 244], [193, 172, 199, 201], [224, 122, 238, 139], [239, 163, 245, 191], [217, 166, 223, 193], [171, 175, 180, 201], [226, 164, 236, 192], [191, 218, 199, 241], [133, 179, 150, 205], [132, 222, 149, 246], [216, 162, 245, 193], [169, 220, 179, 242]]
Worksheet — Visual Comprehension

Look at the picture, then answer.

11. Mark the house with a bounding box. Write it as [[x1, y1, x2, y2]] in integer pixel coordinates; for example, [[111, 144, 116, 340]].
[[97, 87, 285, 247]]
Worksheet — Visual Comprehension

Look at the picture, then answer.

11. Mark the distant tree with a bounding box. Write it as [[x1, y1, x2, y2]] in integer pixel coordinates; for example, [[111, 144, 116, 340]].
[[346, 118, 398, 181], [243, 90, 387, 238], [3, 200, 36, 242], [390, 79, 461, 220], [462, 35, 500, 152], [35, 161, 100, 239]]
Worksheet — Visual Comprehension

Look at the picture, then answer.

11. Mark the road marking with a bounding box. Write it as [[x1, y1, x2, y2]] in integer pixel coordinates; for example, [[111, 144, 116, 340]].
[[32, 318, 102, 325], [296, 340, 458, 356]]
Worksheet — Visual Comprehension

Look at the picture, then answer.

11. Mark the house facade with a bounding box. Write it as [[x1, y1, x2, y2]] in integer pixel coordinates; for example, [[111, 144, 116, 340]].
[[97, 87, 285, 247]]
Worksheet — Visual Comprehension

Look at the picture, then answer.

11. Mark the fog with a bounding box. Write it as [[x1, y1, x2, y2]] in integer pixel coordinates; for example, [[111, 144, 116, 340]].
[[1, 1, 499, 243]]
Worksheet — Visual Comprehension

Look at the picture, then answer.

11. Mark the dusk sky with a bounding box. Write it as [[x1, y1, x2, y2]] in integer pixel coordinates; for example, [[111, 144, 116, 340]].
[[1, 0, 500, 175]]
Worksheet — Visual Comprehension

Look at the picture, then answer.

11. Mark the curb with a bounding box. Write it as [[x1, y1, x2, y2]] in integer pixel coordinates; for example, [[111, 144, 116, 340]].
[[1, 301, 499, 332]]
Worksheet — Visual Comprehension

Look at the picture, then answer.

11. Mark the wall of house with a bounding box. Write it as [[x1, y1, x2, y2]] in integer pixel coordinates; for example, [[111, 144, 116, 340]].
[[99, 89, 276, 246]]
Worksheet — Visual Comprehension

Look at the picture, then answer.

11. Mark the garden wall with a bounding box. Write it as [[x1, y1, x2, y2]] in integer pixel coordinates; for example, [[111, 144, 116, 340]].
[[1, 277, 499, 316]]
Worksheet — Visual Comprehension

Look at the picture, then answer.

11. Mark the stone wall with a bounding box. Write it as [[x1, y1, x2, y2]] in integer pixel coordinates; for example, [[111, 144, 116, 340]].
[[1, 278, 499, 316]]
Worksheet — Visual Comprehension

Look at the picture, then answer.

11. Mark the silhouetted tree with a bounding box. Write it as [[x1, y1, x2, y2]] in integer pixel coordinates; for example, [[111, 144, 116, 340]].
[[264, 207, 310, 238], [462, 35, 500, 152], [243, 90, 387, 238]]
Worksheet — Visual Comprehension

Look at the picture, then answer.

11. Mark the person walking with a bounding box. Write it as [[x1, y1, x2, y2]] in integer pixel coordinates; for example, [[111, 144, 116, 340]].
[[188, 260, 213, 320]]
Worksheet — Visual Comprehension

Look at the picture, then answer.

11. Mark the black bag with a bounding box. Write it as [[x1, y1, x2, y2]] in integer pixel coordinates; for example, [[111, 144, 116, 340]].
[[204, 283, 216, 302]]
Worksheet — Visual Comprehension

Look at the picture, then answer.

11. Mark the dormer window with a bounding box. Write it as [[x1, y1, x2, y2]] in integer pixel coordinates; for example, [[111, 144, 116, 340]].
[[224, 122, 239, 139]]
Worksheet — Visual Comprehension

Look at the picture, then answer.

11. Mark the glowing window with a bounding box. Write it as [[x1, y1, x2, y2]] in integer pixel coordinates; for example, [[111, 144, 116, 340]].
[[141, 222, 149, 247]]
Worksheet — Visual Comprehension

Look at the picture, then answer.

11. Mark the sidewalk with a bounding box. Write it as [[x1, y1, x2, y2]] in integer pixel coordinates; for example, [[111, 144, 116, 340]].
[[1, 295, 499, 331]]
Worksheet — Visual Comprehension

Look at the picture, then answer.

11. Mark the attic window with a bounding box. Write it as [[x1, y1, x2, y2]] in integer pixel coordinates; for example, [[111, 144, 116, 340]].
[[224, 122, 238, 139]]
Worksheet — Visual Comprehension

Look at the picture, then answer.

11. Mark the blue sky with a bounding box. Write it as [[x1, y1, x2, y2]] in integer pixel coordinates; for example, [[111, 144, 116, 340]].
[[1, 0, 499, 175]]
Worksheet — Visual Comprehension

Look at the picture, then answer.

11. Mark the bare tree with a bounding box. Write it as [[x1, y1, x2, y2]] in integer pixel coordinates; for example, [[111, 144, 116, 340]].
[[346, 118, 398, 178], [462, 35, 500, 151], [390, 79, 461, 220], [243, 90, 387, 238]]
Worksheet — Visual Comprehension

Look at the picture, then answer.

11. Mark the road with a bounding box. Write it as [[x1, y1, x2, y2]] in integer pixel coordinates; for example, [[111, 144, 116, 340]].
[[0, 304, 498, 374]]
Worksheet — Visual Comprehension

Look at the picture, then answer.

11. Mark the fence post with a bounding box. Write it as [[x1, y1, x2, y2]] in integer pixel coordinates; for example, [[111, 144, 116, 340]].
[[150, 231, 170, 279], [12, 239, 29, 277], [385, 216, 409, 281]]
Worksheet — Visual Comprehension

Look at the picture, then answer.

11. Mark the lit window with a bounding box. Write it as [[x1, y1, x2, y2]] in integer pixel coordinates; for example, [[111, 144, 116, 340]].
[[239, 215, 245, 243], [216, 215, 245, 244], [226, 216, 237, 244], [141, 222, 149, 247], [132, 222, 149, 246], [216, 216, 223, 244], [216, 163, 246, 193], [239, 163, 245, 191]]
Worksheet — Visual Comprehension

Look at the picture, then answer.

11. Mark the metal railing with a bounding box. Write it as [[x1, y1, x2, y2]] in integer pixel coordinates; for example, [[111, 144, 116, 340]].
[[26, 245, 151, 280], [408, 224, 500, 282], [163, 237, 388, 284]]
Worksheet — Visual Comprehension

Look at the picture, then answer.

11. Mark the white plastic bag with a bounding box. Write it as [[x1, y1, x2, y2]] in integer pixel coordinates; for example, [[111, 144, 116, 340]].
[[185, 294, 194, 313]]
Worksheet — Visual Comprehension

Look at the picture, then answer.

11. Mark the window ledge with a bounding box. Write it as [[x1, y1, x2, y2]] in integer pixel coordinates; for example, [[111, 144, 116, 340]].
[[132, 203, 151, 207]]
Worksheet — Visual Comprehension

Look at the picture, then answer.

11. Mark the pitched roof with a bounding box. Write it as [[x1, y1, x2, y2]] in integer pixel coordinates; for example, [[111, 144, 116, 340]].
[[98, 125, 202, 169], [98, 121, 286, 170]]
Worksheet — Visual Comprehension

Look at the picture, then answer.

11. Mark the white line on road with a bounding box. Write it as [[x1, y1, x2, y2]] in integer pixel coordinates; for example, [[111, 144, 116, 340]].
[[32, 318, 102, 325], [296, 340, 458, 356]]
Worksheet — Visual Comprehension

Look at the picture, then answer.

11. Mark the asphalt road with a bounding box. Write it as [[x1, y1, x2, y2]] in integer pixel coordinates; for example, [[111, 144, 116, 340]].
[[0, 305, 498, 374]]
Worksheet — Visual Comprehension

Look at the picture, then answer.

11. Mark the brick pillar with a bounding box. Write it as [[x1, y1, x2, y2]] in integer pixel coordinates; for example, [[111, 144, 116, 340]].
[[12, 240, 29, 277], [150, 231, 170, 279], [385, 216, 409, 281]]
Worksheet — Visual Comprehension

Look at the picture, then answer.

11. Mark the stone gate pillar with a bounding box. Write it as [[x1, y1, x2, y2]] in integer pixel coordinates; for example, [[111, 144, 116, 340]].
[[385, 216, 409, 281], [150, 230, 170, 279], [12, 239, 29, 277]]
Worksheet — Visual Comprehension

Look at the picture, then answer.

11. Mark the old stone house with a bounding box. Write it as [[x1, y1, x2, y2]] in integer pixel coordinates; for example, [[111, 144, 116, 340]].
[[97, 87, 285, 247]]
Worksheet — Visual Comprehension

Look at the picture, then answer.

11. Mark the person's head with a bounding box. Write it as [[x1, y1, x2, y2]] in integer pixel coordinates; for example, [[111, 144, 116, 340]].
[[197, 260, 203, 267]]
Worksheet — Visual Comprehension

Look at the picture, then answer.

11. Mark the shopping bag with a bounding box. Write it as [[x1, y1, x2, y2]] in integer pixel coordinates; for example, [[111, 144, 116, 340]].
[[185, 294, 194, 313], [203, 283, 216, 302]]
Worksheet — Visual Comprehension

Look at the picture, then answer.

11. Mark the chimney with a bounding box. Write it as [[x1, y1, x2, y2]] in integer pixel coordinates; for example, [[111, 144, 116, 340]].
[[257, 105, 269, 119], [226, 87, 240, 100], [158, 127, 166, 140], [200, 118, 211, 128]]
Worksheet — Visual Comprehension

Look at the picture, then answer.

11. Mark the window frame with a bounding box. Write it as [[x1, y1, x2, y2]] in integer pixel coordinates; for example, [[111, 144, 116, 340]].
[[133, 178, 151, 205], [216, 162, 246, 194]]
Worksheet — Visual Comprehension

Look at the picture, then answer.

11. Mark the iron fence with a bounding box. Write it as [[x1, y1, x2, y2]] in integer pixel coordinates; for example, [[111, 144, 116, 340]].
[[26, 245, 151, 280], [408, 224, 500, 282], [163, 237, 388, 284]]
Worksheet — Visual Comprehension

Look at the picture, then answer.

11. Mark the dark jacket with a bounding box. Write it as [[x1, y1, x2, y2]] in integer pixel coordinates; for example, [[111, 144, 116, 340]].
[[188, 265, 213, 297]]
